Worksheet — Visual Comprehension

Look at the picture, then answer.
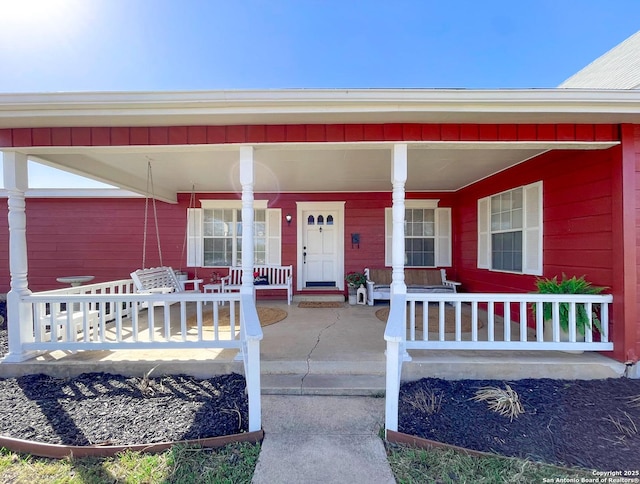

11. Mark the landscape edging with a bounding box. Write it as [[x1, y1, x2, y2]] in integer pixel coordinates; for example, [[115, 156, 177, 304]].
[[0, 429, 264, 459], [386, 430, 493, 458]]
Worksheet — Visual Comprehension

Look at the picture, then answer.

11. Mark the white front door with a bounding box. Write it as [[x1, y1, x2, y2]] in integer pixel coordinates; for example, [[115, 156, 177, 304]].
[[297, 202, 345, 290]]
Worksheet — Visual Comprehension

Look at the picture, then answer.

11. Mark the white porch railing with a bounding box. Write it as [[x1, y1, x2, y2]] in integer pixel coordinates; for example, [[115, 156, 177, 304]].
[[6, 279, 263, 432], [384, 292, 614, 435]]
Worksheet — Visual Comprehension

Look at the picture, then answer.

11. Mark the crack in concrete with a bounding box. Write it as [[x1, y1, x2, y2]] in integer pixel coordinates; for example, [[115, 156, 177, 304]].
[[300, 310, 341, 393]]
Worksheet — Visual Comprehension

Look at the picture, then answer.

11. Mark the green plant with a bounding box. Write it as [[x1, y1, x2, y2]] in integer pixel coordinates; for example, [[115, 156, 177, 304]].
[[345, 271, 366, 288], [534, 274, 607, 335]]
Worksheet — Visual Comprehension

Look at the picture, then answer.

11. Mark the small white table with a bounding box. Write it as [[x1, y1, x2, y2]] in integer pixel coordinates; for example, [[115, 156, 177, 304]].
[[203, 283, 223, 305], [56, 276, 95, 287]]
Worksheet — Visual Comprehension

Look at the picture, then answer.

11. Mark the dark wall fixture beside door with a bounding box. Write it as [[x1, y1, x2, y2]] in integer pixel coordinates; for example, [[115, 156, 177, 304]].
[[351, 233, 360, 249]]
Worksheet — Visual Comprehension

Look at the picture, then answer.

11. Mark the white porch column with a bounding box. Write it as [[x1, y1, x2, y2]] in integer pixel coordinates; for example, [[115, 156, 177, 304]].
[[3, 152, 34, 362], [391, 144, 407, 296], [239, 146, 255, 296]]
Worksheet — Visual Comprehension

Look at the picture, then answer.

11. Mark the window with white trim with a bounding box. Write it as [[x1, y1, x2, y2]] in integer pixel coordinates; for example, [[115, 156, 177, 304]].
[[477, 181, 542, 275], [384, 201, 452, 267], [187, 201, 281, 267]]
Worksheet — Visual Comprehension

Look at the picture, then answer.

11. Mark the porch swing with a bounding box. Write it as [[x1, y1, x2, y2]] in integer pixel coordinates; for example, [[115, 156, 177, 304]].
[[130, 161, 202, 297]]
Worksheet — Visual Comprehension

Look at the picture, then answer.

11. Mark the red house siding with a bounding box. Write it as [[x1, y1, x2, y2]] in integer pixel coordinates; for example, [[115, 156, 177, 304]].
[[0, 191, 455, 293], [0, 121, 635, 361], [0, 123, 619, 148], [8, 198, 187, 290], [455, 146, 630, 359]]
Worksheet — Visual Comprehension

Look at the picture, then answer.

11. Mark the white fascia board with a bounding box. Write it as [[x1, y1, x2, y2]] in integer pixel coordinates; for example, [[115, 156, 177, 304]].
[[0, 188, 143, 198], [2, 89, 640, 128]]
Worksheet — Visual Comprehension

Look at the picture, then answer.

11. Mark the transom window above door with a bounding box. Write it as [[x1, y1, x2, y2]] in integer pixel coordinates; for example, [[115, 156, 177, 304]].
[[306, 214, 334, 226]]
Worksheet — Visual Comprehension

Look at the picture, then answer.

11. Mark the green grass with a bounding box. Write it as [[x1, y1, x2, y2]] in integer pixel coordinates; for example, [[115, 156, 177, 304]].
[[0, 442, 261, 484], [386, 443, 593, 484]]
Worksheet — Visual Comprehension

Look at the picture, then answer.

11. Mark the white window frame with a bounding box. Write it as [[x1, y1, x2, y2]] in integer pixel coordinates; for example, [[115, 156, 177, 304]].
[[478, 181, 542, 275], [384, 200, 452, 268], [187, 200, 281, 267]]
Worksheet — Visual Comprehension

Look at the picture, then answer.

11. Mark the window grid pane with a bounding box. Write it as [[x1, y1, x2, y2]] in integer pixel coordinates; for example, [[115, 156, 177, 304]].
[[202, 209, 267, 267], [490, 188, 524, 272], [404, 208, 436, 267]]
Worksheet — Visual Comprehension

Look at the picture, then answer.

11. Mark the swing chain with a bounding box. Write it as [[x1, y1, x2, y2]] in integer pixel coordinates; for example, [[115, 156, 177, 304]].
[[142, 160, 163, 268]]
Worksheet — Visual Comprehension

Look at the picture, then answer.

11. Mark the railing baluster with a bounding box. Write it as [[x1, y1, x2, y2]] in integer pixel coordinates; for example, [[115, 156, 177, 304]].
[[409, 301, 416, 341], [503, 301, 511, 342], [147, 303, 153, 343], [455, 301, 462, 342], [196, 301, 203, 341], [98, 303, 105, 342], [116, 299, 123, 342], [601, 302, 609, 343], [214, 301, 219, 341], [536, 301, 544, 342], [438, 301, 445, 342], [568, 301, 577, 342], [422, 301, 429, 342], [180, 301, 187, 342], [552, 302, 560, 342], [487, 301, 494, 342], [585, 302, 593, 343], [230, 301, 236, 338], [471, 301, 478, 342], [519, 302, 527, 342], [131, 302, 138, 343], [82, 301, 90, 342]]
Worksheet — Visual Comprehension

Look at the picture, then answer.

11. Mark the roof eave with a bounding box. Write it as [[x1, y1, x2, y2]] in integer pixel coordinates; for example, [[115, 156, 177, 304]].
[[1, 88, 640, 128]]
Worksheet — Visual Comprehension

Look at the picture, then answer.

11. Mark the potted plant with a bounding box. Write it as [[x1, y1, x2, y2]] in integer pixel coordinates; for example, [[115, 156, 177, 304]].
[[534, 274, 607, 343], [345, 271, 366, 304]]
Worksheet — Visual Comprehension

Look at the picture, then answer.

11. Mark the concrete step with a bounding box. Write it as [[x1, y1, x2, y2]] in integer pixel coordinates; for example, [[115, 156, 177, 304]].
[[261, 374, 386, 396], [402, 350, 627, 380], [0, 352, 626, 382]]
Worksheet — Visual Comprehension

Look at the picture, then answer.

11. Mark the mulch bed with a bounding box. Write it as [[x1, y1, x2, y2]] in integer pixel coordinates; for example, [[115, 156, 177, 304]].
[[399, 377, 640, 471], [0, 372, 249, 446]]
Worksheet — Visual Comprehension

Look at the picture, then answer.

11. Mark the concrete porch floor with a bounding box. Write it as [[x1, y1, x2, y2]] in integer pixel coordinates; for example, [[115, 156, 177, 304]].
[[0, 300, 628, 394]]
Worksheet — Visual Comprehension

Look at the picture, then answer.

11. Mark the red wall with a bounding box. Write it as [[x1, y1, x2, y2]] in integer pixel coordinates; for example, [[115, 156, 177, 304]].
[[0, 197, 187, 291], [456, 147, 616, 291], [0, 191, 455, 293], [455, 146, 624, 355]]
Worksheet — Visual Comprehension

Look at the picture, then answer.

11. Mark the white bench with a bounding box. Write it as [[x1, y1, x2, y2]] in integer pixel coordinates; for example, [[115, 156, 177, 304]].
[[37, 305, 99, 341], [130, 266, 202, 306], [365, 268, 460, 306], [221, 265, 293, 305]]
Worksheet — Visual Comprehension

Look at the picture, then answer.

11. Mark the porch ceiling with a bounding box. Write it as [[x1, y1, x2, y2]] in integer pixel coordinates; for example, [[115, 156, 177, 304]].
[[20, 141, 616, 202]]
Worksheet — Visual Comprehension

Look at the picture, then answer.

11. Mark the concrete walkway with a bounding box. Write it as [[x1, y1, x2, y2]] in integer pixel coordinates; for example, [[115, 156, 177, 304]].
[[251, 395, 395, 484]]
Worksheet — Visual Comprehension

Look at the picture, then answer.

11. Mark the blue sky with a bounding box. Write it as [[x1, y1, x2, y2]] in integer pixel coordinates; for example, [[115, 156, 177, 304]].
[[1, 0, 639, 186]]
